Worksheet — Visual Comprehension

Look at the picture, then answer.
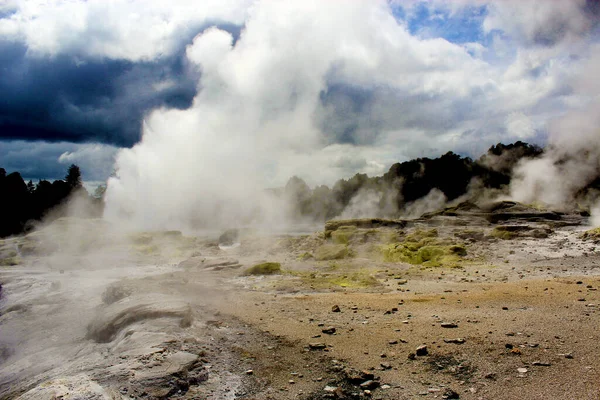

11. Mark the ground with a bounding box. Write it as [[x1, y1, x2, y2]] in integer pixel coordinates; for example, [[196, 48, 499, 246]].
[[0, 203, 599, 399]]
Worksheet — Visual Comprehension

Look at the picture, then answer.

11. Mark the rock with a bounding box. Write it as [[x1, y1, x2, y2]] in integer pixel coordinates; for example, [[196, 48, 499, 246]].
[[380, 362, 392, 370], [443, 338, 465, 344], [332, 305, 341, 313], [407, 353, 416, 360], [309, 343, 327, 350], [218, 229, 239, 246], [86, 296, 193, 343], [245, 370, 254, 375], [441, 322, 458, 328], [517, 367, 528, 374], [324, 386, 338, 393], [345, 368, 374, 383], [360, 380, 380, 390], [442, 388, 460, 399], [322, 326, 336, 334], [532, 361, 551, 366], [416, 345, 428, 356], [388, 340, 398, 345]]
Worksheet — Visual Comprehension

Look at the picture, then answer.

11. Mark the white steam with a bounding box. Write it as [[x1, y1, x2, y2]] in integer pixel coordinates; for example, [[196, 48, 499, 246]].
[[509, 44, 600, 221]]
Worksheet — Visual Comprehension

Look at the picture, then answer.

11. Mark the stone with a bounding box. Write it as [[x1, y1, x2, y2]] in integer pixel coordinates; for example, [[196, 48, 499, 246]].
[[443, 338, 465, 344], [441, 322, 458, 328], [442, 388, 460, 399], [309, 343, 327, 350], [416, 345, 428, 356], [218, 229, 239, 246], [332, 305, 341, 313], [360, 380, 380, 390], [322, 326, 336, 335], [532, 361, 551, 366]]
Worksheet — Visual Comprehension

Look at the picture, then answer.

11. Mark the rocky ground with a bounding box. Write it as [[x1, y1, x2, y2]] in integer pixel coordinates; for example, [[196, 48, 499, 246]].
[[1, 201, 599, 399]]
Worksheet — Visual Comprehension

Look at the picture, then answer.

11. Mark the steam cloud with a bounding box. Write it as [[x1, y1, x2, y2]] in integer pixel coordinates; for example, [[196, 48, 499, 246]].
[[104, 1, 423, 230], [101, 0, 600, 230], [509, 45, 600, 224]]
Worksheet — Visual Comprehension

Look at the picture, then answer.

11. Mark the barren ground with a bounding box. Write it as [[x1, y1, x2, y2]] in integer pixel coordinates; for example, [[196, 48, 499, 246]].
[[1, 203, 599, 399]]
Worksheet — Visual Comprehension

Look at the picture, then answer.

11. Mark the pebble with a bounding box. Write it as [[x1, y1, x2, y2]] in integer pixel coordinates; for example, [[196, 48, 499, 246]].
[[245, 370, 253, 375], [443, 338, 465, 344], [517, 367, 528, 374], [322, 327, 336, 335], [441, 322, 458, 328], [360, 380, 380, 390], [332, 305, 341, 312], [416, 345, 428, 356], [532, 361, 551, 366], [309, 343, 327, 350], [442, 388, 460, 399]]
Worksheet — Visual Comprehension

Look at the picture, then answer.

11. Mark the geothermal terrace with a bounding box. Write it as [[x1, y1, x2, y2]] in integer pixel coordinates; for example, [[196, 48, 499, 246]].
[[1, 201, 599, 399]]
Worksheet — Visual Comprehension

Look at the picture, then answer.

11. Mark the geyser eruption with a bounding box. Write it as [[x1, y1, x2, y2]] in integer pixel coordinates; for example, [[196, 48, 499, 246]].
[[104, 1, 356, 230], [103, 0, 489, 231]]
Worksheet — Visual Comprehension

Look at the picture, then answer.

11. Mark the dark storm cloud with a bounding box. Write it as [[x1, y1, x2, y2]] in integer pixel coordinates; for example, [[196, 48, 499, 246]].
[[0, 24, 242, 147]]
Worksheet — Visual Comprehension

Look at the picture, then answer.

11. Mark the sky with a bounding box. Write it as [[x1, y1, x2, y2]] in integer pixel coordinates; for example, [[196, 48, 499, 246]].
[[1, 0, 599, 188]]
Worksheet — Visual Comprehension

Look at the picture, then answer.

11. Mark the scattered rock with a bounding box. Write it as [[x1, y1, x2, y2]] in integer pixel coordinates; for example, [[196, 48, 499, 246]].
[[322, 326, 336, 334], [309, 343, 327, 350], [441, 322, 458, 328], [443, 338, 466, 344], [360, 380, 380, 390], [442, 388, 460, 399], [532, 361, 551, 366], [218, 229, 239, 246], [484, 372, 497, 380]]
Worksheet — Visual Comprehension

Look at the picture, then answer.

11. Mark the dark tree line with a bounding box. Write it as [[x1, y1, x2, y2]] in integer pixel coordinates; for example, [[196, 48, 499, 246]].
[[0, 164, 102, 237], [6, 141, 587, 237], [282, 141, 546, 220]]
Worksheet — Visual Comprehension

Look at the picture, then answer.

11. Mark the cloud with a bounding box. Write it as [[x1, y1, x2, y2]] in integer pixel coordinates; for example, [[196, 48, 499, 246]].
[[0, 0, 598, 205], [0, 0, 252, 61], [1, 140, 118, 182]]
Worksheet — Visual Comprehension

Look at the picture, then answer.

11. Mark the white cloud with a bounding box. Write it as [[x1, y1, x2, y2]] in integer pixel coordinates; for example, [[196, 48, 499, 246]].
[[0, 0, 252, 61]]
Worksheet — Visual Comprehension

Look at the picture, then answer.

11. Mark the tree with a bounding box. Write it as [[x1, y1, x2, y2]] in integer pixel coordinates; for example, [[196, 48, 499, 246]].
[[65, 164, 82, 189], [26, 180, 35, 194]]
